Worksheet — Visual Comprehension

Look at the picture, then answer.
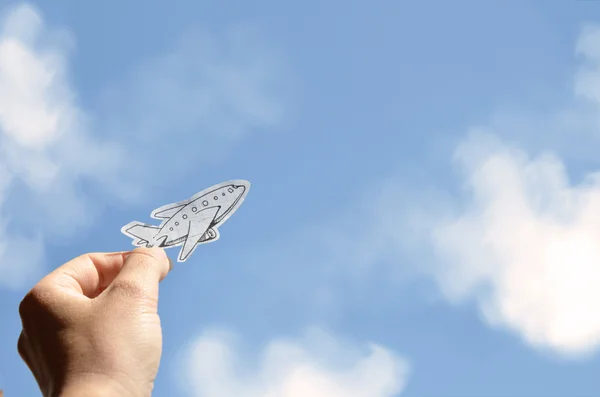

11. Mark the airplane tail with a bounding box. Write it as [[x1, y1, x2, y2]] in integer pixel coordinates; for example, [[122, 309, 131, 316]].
[[121, 222, 160, 247]]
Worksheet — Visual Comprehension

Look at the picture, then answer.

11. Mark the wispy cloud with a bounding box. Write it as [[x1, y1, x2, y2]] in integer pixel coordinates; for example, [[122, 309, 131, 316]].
[[180, 327, 409, 397], [96, 27, 284, 198], [0, 3, 282, 289]]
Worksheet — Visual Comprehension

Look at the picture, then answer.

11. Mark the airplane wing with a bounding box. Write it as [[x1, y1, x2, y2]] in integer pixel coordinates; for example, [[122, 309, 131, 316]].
[[151, 202, 186, 220], [121, 222, 160, 247], [178, 206, 220, 262]]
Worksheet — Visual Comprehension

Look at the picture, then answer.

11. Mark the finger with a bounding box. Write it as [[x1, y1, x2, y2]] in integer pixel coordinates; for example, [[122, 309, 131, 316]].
[[38, 251, 133, 298], [17, 331, 38, 376], [104, 247, 171, 301], [17, 331, 29, 361], [17, 330, 46, 392]]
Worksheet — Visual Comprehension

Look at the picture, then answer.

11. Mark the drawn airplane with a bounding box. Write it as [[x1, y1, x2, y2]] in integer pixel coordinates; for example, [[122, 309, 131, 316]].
[[121, 180, 250, 262]]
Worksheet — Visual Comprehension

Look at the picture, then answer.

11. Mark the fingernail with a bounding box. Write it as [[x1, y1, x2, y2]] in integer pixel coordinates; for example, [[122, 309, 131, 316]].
[[168, 257, 173, 272]]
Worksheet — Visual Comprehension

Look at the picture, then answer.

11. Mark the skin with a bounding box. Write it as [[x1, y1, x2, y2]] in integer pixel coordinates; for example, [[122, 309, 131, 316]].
[[17, 247, 172, 397]]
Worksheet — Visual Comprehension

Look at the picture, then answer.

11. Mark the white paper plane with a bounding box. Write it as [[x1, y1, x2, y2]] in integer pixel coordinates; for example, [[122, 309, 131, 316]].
[[121, 180, 250, 262]]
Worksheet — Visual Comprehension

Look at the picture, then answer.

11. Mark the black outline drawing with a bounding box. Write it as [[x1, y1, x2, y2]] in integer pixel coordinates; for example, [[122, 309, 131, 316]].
[[121, 180, 250, 262]]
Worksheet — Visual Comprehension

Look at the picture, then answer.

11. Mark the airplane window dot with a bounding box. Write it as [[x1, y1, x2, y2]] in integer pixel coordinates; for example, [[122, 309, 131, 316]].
[[228, 188, 234, 193], [202, 200, 208, 206], [175, 222, 179, 226], [192, 207, 197, 212], [169, 227, 173, 231], [222, 192, 226, 196], [213, 196, 218, 200], [183, 214, 188, 219]]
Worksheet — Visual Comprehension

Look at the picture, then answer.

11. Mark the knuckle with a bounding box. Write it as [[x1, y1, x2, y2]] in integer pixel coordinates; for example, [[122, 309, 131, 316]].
[[17, 332, 27, 358], [18, 285, 51, 318]]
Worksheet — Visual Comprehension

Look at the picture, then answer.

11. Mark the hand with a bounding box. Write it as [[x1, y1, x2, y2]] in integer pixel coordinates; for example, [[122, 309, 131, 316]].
[[17, 248, 172, 397]]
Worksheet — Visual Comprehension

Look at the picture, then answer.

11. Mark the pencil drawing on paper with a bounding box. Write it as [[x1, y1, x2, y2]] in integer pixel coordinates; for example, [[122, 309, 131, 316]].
[[121, 180, 250, 262]]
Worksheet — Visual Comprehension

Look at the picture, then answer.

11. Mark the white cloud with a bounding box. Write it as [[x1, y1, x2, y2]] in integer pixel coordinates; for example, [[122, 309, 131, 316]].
[[430, 132, 600, 356], [0, 3, 90, 288], [417, 25, 600, 357], [238, 24, 600, 358], [181, 327, 409, 397], [0, 3, 282, 289]]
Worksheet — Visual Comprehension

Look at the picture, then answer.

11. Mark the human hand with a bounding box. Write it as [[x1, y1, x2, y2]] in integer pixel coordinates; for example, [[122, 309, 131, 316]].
[[17, 248, 172, 397]]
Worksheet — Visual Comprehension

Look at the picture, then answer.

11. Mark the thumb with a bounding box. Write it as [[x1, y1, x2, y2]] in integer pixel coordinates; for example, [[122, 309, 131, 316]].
[[104, 247, 171, 303]]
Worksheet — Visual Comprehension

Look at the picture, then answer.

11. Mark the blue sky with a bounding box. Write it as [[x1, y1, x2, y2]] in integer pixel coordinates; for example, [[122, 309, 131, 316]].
[[1, 1, 600, 396]]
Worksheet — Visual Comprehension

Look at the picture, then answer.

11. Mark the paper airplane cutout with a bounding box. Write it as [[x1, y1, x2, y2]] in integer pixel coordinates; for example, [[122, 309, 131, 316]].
[[121, 180, 250, 262]]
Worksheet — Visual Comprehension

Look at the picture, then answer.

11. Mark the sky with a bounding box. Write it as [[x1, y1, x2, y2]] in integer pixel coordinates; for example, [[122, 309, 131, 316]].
[[1, 0, 600, 396]]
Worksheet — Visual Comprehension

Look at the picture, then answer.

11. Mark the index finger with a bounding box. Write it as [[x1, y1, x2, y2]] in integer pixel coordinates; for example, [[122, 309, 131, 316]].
[[38, 251, 133, 298], [103, 247, 171, 302]]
